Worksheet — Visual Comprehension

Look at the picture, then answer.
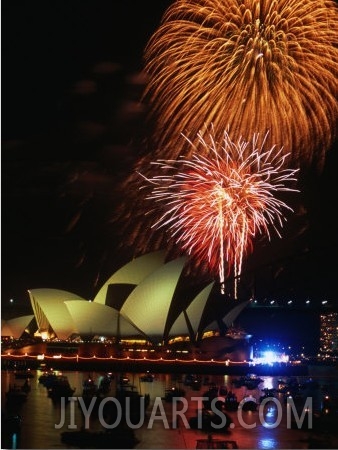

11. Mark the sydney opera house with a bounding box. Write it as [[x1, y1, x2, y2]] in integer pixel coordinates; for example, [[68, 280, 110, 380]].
[[1, 251, 252, 361]]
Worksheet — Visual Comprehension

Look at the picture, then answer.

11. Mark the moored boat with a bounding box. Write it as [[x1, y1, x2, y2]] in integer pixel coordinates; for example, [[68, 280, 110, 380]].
[[241, 395, 258, 411], [140, 371, 155, 382], [98, 373, 113, 394], [47, 375, 75, 400], [232, 373, 263, 390], [6, 385, 28, 404], [14, 369, 34, 379], [196, 435, 238, 449], [115, 383, 150, 423], [82, 374, 98, 395], [164, 386, 186, 402], [1, 412, 22, 449], [39, 371, 58, 387], [189, 406, 234, 432], [60, 427, 138, 449]]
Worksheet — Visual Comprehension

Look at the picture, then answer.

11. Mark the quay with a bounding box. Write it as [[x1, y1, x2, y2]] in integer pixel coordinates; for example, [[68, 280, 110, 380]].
[[1, 353, 310, 376]]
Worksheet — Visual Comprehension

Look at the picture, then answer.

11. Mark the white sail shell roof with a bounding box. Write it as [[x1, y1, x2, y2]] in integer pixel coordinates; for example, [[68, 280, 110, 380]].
[[121, 257, 187, 337], [94, 250, 166, 304], [64, 300, 145, 337], [3, 254, 250, 343], [1, 315, 34, 338], [28, 288, 86, 340], [169, 282, 215, 337]]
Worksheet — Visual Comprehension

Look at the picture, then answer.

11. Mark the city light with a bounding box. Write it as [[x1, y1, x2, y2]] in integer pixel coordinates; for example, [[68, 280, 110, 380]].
[[253, 349, 289, 365]]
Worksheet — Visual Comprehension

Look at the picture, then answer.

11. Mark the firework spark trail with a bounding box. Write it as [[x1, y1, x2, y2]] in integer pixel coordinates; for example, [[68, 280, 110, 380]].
[[139, 130, 299, 297], [143, 0, 338, 170]]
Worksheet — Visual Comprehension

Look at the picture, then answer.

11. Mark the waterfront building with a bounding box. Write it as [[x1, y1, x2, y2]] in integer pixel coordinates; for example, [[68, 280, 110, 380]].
[[2, 251, 251, 361], [319, 312, 338, 358]]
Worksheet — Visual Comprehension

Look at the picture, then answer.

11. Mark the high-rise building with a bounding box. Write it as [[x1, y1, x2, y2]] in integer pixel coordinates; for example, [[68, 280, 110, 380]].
[[319, 312, 338, 358]]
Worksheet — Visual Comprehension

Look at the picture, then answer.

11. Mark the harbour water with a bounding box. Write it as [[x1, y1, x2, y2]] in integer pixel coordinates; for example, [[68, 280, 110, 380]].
[[2, 368, 338, 449]]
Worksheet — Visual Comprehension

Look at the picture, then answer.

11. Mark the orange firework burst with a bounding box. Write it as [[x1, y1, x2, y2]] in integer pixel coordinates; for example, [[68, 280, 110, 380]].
[[143, 0, 338, 170], [139, 130, 299, 296]]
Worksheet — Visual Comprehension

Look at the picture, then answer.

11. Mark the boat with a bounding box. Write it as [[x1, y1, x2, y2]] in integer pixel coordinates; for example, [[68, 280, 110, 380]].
[[14, 369, 34, 379], [196, 435, 238, 449], [1, 412, 22, 449], [259, 388, 276, 403], [241, 395, 258, 411], [189, 406, 234, 432], [6, 385, 28, 404], [60, 427, 139, 449], [203, 385, 228, 403], [79, 375, 105, 415], [202, 386, 239, 411], [38, 371, 58, 387], [47, 375, 75, 400], [82, 374, 98, 395], [164, 386, 186, 402], [224, 391, 239, 411], [140, 371, 155, 382], [98, 373, 113, 394], [21, 379, 31, 393], [114, 384, 150, 423], [232, 373, 263, 390], [184, 374, 202, 388], [119, 374, 130, 385], [277, 376, 301, 394], [1, 412, 22, 434]]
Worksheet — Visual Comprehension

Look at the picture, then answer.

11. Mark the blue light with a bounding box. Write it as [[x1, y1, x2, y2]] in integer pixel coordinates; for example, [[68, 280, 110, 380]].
[[262, 350, 276, 363]]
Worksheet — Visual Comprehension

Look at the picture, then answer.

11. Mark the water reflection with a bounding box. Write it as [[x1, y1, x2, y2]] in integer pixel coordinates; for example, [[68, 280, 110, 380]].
[[1, 369, 338, 449], [258, 437, 278, 449]]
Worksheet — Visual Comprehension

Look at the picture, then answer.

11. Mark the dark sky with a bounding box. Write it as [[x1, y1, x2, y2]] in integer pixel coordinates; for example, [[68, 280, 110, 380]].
[[2, 0, 172, 314], [2, 0, 337, 328]]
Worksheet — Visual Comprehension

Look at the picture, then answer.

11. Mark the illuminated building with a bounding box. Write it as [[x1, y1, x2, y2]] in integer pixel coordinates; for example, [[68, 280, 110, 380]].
[[1, 315, 34, 339], [2, 251, 251, 361], [319, 312, 338, 358]]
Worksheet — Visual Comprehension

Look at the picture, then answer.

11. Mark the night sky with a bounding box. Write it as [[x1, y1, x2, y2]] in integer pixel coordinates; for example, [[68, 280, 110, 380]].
[[2, 0, 172, 309], [2, 0, 337, 348]]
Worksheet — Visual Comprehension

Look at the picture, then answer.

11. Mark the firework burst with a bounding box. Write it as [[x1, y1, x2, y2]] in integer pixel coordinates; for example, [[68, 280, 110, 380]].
[[139, 130, 299, 297], [143, 0, 338, 170]]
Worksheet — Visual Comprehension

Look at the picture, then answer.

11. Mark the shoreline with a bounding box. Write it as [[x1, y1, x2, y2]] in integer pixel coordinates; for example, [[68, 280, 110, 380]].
[[1, 354, 311, 376]]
